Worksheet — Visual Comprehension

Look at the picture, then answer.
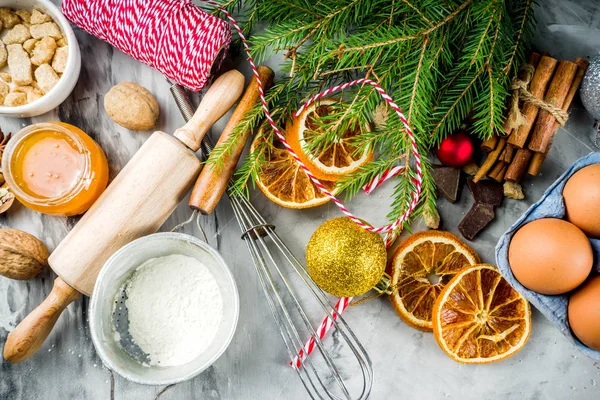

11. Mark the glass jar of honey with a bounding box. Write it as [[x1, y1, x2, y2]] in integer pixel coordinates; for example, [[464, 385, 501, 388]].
[[2, 122, 109, 216]]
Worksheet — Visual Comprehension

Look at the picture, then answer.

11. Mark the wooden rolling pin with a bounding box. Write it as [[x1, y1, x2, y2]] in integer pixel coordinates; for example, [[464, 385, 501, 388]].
[[3, 70, 245, 363], [189, 66, 274, 214]]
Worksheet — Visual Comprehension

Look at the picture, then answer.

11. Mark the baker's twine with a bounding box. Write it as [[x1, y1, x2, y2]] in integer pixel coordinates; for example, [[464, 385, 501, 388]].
[[505, 63, 569, 132], [62, 0, 231, 91]]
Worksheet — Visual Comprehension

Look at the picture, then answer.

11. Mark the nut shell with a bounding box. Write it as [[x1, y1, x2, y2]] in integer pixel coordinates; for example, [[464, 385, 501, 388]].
[[0, 228, 48, 280], [104, 82, 159, 131]]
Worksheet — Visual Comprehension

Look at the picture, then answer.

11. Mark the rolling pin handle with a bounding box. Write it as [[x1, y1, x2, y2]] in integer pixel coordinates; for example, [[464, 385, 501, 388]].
[[3, 277, 81, 363], [173, 70, 245, 152], [188, 66, 275, 214]]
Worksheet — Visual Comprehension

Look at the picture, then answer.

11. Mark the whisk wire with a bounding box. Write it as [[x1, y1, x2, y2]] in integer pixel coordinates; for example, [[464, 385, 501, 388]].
[[230, 196, 342, 400], [169, 83, 373, 400]]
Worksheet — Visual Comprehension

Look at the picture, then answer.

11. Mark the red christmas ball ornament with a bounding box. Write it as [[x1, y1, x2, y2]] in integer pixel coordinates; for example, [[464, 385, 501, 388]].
[[436, 131, 474, 167]]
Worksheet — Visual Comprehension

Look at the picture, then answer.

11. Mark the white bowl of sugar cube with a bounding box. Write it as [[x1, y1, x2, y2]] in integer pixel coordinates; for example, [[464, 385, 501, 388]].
[[0, 0, 81, 117]]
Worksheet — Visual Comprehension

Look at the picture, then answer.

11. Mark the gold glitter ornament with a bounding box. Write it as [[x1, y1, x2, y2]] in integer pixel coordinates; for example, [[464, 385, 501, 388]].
[[306, 217, 387, 297]]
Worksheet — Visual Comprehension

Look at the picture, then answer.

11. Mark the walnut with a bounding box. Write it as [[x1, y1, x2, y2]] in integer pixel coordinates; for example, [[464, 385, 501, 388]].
[[104, 82, 160, 131], [0, 228, 48, 280]]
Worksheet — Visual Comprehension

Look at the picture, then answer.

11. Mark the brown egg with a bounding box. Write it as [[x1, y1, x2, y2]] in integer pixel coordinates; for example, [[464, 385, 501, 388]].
[[569, 276, 600, 351], [508, 218, 592, 294], [563, 164, 600, 238]]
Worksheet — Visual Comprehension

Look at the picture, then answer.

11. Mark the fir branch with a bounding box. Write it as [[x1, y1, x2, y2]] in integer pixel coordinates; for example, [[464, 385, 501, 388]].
[[222, 0, 535, 229], [337, 0, 473, 54], [430, 68, 483, 141], [401, 0, 433, 26], [504, 0, 534, 75]]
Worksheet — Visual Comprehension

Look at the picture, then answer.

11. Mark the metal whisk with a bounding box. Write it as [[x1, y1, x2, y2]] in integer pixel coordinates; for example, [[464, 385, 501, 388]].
[[168, 80, 373, 399]]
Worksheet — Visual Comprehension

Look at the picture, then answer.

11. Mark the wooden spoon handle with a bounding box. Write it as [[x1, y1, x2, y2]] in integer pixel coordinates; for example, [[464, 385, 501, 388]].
[[173, 70, 245, 151], [3, 277, 81, 363], [189, 66, 275, 214]]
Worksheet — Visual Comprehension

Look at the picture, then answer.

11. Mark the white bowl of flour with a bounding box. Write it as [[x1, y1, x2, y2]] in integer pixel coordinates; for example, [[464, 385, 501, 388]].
[[89, 232, 239, 385]]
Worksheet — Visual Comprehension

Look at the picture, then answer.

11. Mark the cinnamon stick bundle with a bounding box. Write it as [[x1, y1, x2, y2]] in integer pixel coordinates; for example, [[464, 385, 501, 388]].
[[502, 53, 541, 134], [528, 60, 579, 152], [528, 57, 589, 176], [507, 56, 558, 148]]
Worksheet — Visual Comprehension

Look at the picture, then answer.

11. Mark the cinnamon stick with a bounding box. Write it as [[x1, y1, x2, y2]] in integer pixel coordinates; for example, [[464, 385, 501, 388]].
[[474, 137, 506, 183], [489, 162, 507, 182], [500, 144, 516, 163], [527, 57, 589, 176], [505, 148, 533, 182], [527, 150, 547, 177], [481, 135, 499, 153], [528, 60, 579, 152], [507, 56, 558, 148]]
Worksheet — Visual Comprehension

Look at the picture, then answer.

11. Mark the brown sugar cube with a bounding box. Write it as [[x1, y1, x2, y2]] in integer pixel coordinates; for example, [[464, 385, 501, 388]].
[[2, 24, 31, 45], [15, 85, 43, 103], [34, 63, 59, 94], [7, 44, 32, 85], [0, 80, 8, 104], [56, 37, 67, 47], [52, 45, 67, 73], [4, 92, 27, 106], [0, 41, 6, 68], [31, 37, 56, 66], [0, 72, 11, 82], [30, 9, 52, 25], [30, 22, 62, 40], [503, 181, 525, 200], [27, 88, 43, 103], [23, 38, 37, 55], [15, 10, 31, 24], [0, 8, 21, 29]]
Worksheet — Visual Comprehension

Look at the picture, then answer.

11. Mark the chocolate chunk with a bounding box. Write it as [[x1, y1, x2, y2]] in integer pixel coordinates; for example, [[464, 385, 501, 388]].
[[432, 166, 461, 203], [458, 203, 495, 240], [467, 178, 503, 206]]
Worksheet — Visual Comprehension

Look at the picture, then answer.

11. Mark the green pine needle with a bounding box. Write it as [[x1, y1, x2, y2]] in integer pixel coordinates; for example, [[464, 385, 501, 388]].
[[211, 0, 535, 228]]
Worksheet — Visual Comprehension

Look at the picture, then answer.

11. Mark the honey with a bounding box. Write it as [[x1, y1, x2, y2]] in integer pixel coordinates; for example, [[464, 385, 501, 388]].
[[3, 122, 109, 216]]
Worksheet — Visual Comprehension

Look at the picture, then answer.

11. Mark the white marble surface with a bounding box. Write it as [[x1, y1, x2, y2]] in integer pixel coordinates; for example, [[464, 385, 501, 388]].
[[2, 1, 600, 399]]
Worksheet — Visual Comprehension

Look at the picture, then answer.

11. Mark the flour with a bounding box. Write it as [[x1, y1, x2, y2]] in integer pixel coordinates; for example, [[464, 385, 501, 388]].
[[122, 254, 223, 367]]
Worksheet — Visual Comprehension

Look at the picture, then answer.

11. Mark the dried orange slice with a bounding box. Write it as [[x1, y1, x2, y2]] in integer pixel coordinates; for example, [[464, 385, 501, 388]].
[[388, 231, 480, 331], [433, 264, 531, 364], [286, 98, 373, 181], [251, 129, 339, 209]]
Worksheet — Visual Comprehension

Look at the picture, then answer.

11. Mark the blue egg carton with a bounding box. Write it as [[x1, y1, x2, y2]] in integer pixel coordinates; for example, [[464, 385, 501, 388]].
[[495, 152, 600, 360]]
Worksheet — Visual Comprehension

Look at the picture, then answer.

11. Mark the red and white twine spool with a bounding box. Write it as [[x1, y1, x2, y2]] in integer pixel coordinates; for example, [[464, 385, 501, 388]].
[[62, 0, 231, 91], [62, 0, 424, 368]]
